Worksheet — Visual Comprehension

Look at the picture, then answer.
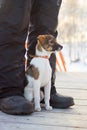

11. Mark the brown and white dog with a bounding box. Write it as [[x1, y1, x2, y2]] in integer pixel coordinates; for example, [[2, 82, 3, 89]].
[[24, 35, 63, 111]]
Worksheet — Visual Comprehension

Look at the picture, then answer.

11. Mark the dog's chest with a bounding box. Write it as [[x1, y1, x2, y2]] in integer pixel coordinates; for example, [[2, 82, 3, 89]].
[[30, 58, 52, 85]]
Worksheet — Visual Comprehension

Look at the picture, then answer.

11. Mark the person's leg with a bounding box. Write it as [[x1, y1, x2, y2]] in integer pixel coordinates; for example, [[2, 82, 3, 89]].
[[28, 0, 74, 108], [0, 0, 34, 115], [49, 53, 74, 108], [28, 0, 59, 55]]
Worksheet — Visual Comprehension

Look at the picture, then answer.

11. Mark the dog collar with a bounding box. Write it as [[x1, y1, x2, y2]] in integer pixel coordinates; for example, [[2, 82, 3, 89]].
[[29, 54, 49, 59]]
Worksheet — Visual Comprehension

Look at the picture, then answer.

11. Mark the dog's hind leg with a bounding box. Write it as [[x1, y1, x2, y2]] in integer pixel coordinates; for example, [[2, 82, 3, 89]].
[[44, 82, 52, 110]]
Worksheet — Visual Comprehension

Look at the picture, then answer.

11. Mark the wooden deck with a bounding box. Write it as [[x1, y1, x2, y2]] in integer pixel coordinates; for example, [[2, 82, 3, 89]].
[[0, 72, 87, 130]]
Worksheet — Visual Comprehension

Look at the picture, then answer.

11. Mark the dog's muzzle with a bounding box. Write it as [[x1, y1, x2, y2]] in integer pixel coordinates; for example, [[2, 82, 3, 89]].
[[52, 43, 63, 51]]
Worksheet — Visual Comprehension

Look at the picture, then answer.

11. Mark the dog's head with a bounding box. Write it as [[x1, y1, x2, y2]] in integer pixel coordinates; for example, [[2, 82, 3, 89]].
[[37, 35, 63, 52]]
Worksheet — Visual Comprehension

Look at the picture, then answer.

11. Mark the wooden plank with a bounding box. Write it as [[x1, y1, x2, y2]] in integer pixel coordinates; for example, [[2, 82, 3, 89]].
[[0, 108, 87, 122], [56, 89, 87, 100], [74, 99, 87, 106], [56, 83, 87, 90], [56, 72, 87, 81], [1, 122, 87, 130], [56, 72, 87, 90], [0, 110, 87, 129]]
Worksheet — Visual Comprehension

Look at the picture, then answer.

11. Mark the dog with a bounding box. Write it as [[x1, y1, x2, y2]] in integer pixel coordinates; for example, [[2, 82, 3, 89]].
[[24, 34, 63, 111]]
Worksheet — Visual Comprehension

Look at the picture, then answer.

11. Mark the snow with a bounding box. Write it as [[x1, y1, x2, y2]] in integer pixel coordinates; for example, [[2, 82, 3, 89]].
[[62, 44, 87, 72], [66, 61, 87, 72]]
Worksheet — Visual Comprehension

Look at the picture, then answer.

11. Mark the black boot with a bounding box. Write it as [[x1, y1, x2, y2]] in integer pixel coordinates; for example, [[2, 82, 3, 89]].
[[49, 53, 75, 108], [0, 96, 34, 115]]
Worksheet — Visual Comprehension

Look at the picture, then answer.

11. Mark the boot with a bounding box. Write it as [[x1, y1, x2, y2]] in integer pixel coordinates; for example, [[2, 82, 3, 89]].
[[0, 95, 34, 115], [49, 53, 75, 108]]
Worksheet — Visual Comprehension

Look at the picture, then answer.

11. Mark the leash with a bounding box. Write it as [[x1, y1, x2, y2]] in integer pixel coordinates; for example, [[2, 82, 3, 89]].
[[56, 51, 67, 72]]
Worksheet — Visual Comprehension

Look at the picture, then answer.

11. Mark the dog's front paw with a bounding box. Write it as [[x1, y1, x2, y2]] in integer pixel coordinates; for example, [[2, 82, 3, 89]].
[[46, 106, 53, 111], [35, 107, 41, 112]]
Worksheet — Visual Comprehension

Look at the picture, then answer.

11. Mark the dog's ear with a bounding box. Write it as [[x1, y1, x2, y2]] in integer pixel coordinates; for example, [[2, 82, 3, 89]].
[[37, 41, 42, 52], [37, 35, 46, 44], [37, 35, 46, 52]]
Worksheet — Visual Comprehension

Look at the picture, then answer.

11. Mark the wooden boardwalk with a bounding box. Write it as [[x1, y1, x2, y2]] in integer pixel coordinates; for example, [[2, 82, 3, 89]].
[[0, 72, 87, 130]]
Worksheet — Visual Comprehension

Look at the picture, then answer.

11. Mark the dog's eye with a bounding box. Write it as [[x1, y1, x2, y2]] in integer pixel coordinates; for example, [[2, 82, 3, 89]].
[[49, 41, 54, 46], [49, 39, 56, 45]]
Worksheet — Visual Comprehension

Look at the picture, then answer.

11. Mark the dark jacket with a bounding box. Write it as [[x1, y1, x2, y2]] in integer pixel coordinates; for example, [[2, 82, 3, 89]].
[[0, 0, 31, 43], [0, 0, 62, 43]]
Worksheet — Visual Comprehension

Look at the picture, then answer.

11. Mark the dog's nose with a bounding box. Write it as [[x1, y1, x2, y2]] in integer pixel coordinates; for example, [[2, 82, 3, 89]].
[[57, 44, 63, 51], [58, 45, 63, 51]]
